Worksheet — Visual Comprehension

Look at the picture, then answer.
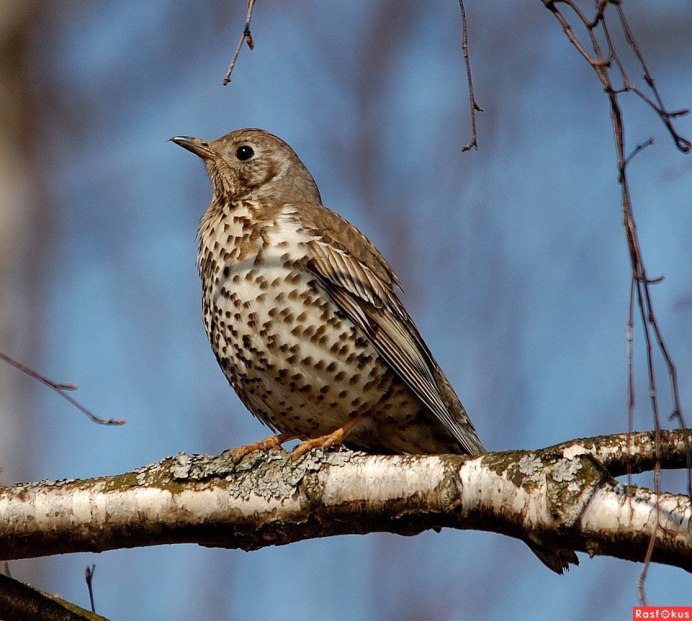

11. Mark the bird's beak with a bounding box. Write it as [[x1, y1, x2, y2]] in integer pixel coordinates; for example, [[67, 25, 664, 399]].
[[170, 136, 215, 159]]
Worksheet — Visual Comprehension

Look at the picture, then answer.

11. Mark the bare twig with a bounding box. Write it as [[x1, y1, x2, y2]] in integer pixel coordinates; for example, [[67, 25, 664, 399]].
[[615, 4, 691, 153], [626, 277, 635, 488], [85, 565, 96, 614], [624, 138, 654, 167], [458, 0, 483, 151], [223, 0, 257, 86], [0, 350, 124, 426]]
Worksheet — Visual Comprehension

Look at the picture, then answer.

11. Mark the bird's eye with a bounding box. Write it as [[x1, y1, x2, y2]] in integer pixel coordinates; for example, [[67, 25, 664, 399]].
[[236, 145, 254, 161]]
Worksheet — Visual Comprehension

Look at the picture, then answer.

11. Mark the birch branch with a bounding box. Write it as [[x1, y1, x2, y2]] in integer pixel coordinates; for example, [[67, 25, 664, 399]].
[[0, 430, 689, 571]]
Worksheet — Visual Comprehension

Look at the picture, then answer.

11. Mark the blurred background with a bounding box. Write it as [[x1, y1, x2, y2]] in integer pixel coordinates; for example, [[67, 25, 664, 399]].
[[1, 1, 690, 619]]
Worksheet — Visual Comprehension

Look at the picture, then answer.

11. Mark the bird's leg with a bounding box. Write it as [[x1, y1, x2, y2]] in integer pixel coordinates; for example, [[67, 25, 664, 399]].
[[291, 414, 366, 459], [228, 432, 299, 462]]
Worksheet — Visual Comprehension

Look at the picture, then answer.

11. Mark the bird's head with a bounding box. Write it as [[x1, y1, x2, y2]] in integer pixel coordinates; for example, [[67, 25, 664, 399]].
[[171, 128, 322, 205]]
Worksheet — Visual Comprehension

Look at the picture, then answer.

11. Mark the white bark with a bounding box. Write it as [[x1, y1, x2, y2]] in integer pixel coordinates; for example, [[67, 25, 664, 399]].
[[0, 430, 689, 571]]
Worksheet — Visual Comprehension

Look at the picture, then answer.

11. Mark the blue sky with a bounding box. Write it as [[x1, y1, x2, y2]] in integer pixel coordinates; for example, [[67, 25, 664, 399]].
[[5, 2, 691, 619]]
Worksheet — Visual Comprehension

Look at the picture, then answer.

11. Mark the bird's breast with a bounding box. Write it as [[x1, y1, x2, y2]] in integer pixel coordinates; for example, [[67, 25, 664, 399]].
[[197, 205, 393, 435]]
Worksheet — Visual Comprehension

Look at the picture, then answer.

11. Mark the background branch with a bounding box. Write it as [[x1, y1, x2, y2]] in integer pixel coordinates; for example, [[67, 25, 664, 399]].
[[0, 573, 106, 621]]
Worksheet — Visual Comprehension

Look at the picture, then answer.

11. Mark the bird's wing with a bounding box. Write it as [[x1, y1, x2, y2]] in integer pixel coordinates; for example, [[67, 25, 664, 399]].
[[296, 204, 483, 454]]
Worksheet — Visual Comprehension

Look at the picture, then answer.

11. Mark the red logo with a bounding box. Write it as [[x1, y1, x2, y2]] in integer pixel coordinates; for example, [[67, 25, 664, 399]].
[[633, 607, 692, 620]]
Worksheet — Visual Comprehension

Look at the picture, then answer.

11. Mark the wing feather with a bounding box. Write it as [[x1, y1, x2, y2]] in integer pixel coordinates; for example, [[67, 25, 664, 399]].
[[299, 211, 483, 455]]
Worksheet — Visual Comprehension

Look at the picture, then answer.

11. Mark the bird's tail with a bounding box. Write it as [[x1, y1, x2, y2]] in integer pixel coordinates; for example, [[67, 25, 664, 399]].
[[525, 536, 579, 575]]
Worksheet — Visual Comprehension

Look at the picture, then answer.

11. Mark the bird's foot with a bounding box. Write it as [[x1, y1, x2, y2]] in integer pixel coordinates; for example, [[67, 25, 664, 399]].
[[228, 432, 298, 462], [291, 415, 366, 459]]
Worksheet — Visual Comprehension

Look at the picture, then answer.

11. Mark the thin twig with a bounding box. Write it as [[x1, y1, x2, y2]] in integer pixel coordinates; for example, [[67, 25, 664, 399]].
[[544, 1, 600, 66], [636, 522, 657, 606], [624, 138, 654, 167], [223, 0, 257, 86], [85, 565, 96, 614], [0, 350, 124, 426], [458, 0, 483, 151], [626, 277, 635, 488]]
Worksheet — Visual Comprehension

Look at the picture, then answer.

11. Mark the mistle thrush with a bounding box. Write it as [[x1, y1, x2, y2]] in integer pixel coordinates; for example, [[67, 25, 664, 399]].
[[171, 128, 578, 574]]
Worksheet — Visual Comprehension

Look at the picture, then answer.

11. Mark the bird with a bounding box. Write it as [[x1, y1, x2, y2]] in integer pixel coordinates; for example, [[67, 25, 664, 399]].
[[171, 128, 578, 573]]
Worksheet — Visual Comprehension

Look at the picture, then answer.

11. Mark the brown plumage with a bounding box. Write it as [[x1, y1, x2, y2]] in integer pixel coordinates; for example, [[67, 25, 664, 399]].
[[171, 128, 578, 573]]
